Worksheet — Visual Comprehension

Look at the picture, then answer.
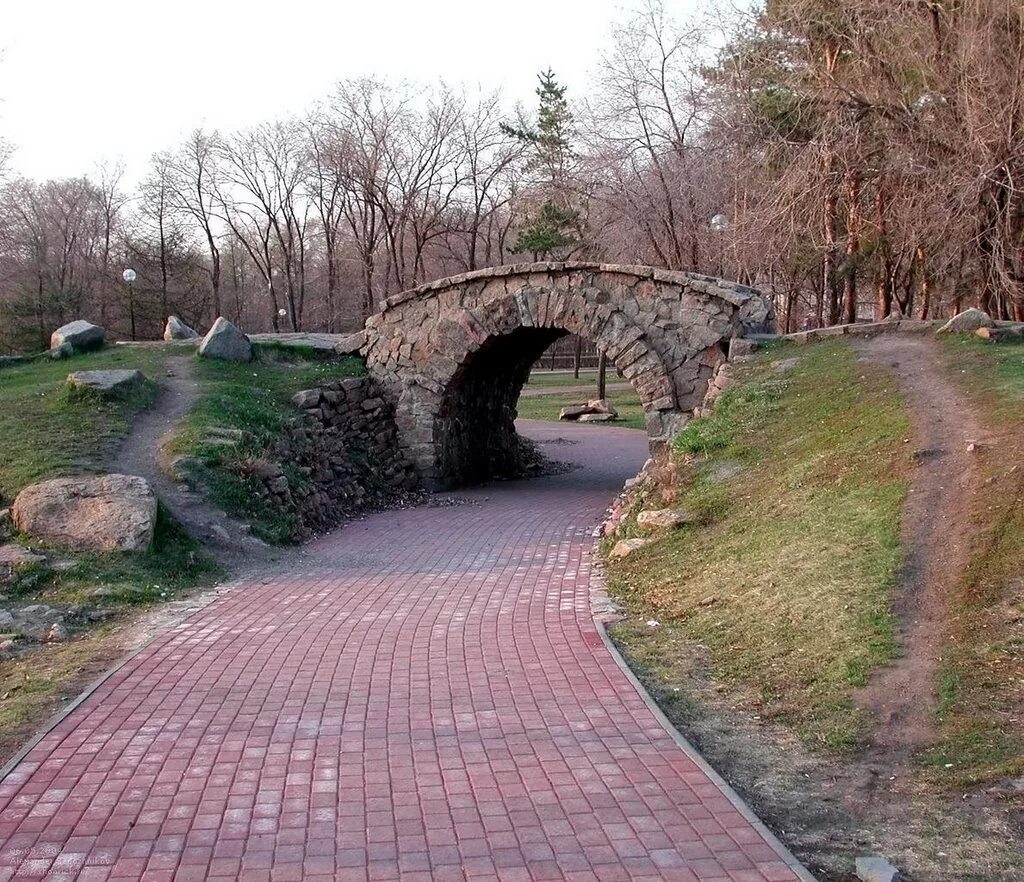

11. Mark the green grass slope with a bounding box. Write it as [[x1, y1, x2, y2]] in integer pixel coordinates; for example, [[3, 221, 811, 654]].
[[606, 341, 912, 750]]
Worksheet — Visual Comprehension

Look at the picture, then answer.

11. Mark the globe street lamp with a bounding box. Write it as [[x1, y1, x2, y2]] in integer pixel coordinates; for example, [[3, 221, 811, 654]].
[[122, 268, 138, 340]]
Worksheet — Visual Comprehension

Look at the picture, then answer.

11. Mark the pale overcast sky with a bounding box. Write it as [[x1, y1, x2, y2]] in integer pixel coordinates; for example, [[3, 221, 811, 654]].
[[1, 0, 709, 185]]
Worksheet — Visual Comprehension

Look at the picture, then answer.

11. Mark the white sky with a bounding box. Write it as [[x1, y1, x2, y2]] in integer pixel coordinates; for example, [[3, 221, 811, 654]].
[[1, 0, 706, 185]]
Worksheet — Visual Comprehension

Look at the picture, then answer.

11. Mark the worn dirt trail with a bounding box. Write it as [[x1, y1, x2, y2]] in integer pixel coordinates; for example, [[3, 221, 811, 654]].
[[852, 334, 986, 760], [111, 354, 279, 569]]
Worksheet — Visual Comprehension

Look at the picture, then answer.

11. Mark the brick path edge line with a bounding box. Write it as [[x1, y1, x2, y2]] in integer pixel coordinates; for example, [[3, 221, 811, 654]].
[[589, 552, 818, 882], [0, 637, 152, 783], [0, 585, 227, 783]]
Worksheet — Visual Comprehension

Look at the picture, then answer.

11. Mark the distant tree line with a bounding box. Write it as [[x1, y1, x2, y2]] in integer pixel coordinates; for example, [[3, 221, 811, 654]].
[[1, 0, 1021, 353]]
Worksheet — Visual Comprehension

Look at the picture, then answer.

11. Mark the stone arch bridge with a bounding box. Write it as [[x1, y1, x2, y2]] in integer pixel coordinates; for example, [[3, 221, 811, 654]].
[[362, 262, 773, 489]]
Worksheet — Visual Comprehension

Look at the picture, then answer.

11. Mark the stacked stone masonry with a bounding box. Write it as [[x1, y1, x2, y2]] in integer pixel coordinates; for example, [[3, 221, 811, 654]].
[[253, 376, 418, 540], [361, 261, 773, 488]]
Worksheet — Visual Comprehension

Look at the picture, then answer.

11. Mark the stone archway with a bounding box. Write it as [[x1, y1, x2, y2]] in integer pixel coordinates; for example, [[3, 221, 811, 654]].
[[362, 262, 772, 489]]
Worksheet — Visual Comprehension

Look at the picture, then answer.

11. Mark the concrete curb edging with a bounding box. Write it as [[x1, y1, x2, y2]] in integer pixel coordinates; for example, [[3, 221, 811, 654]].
[[589, 557, 818, 881]]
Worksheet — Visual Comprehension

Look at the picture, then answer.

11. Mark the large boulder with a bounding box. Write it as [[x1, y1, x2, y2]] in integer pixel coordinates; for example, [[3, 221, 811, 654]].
[[50, 320, 105, 353], [67, 369, 146, 395], [12, 474, 158, 552], [199, 317, 252, 362], [936, 308, 994, 335], [164, 315, 201, 341]]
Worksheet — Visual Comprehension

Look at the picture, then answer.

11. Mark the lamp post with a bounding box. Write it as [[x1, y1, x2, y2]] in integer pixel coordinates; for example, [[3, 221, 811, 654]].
[[710, 214, 729, 278], [122, 268, 138, 341]]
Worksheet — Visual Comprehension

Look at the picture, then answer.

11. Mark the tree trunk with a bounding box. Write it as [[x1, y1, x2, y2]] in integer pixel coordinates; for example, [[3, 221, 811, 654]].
[[915, 245, 931, 319], [842, 174, 861, 324], [573, 336, 582, 379], [874, 184, 892, 320], [597, 351, 607, 400]]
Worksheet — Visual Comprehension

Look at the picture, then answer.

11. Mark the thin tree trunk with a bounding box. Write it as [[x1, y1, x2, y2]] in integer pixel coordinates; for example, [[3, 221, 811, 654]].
[[842, 173, 861, 324], [916, 245, 931, 319], [824, 185, 840, 325]]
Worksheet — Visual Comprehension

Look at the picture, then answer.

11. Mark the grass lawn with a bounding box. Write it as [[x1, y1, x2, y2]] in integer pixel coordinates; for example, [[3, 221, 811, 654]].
[[525, 368, 604, 387], [169, 346, 366, 543], [926, 335, 1024, 786], [605, 341, 912, 751], [0, 346, 171, 503], [0, 344, 223, 762], [517, 388, 646, 430]]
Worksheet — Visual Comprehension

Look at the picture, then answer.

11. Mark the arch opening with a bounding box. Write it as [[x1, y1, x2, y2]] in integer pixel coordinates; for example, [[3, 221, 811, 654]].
[[436, 326, 568, 487]]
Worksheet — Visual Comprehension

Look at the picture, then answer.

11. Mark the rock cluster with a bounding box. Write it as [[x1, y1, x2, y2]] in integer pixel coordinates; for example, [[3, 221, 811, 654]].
[[12, 474, 158, 552], [559, 398, 619, 422], [243, 376, 419, 541]]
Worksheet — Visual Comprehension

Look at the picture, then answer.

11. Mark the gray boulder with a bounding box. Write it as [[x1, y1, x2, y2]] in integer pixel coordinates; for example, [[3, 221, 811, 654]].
[[12, 474, 158, 552], [199, 317, 252, 362], [67, 369, 146, 395], [164, 315, 201, 341], [936, 308, 994, 335], [50, 320, 105, 353]]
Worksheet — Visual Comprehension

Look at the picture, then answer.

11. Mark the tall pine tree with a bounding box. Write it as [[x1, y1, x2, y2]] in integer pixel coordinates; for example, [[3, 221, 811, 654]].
[[502, 69, 582, 259]]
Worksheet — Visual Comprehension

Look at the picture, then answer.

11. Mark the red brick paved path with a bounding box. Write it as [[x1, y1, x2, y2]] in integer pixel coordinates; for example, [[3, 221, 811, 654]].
[[0, 423, 805, 881]]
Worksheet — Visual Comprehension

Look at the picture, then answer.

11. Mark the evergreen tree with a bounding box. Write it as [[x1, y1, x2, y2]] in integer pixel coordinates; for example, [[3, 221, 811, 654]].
[[503, 69, 582, 259]]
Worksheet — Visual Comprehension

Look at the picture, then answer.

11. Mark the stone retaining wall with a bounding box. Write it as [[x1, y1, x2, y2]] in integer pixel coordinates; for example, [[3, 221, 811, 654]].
[[250, 376, 419, 540]]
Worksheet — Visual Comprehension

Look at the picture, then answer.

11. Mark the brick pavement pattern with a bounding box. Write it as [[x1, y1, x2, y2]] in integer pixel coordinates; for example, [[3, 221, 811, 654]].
[[0, 422, 803, 881]]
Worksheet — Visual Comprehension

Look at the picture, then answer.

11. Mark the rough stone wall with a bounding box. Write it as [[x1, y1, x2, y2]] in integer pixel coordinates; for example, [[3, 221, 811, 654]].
[[362, 262, 773, 488], [251, 376, 418, 540]]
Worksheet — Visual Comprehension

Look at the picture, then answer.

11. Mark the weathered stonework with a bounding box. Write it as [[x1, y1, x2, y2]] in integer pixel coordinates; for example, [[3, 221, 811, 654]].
[[362, 262, 773, 488], [248, 376, 418, 540]]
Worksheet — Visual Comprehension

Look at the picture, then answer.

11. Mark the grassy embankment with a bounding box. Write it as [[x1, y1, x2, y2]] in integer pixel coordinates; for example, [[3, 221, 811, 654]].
[[604, 341, 912, 751], [926, 335, 1024, 786], [0, 346, 220, 759], [168, 345, 366, 543]]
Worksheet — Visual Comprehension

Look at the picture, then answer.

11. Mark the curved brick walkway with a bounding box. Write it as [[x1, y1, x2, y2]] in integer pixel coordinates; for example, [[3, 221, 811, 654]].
[[0, 422, 805, 881]]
